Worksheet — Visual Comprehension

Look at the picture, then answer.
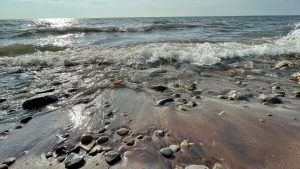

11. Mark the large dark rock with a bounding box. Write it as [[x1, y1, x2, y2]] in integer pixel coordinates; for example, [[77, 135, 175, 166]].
[[20, 116, 32, 124], [0, 98, 6, 103], [22, 95, 58, 110]]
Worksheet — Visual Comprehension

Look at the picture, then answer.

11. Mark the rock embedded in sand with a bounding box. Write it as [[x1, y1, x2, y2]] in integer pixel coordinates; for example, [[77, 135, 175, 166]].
[[89, 145, 102, 156], [46, 152, 53, 158], [156, 98, 174, 106], [136, 135, 143, 139], [160, 148, 173, 158], [154, 130, 165, 137], [97, 128, 106, 134], [22, 95, 58, 110], [212, 163, 225, 169], [55, 146, 67, 156], [64, 153, 84, 168], [20, 116, 32, 124], [151, 85, 168, 92], [102, 146, 113, 152], [117, 128, 129, 136], [181, 140, 190, 148], [2, 157, 16, 166], [172, 93, 181, 98], [126, 139, 135, 146], [80, 134, 93, 145], [185, 84, 197, 91], [56, 155, 66, 163], [185, 165, 209, 169], [291, 72, 300, 81], [96, 136, 109, 144], [264, 96, 282, 104], [169, 145, 180, 153], [103, 151, 121, 165]]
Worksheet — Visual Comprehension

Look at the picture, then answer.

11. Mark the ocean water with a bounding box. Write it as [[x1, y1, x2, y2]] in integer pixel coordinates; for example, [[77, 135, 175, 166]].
[[0, 16, 299, 66]]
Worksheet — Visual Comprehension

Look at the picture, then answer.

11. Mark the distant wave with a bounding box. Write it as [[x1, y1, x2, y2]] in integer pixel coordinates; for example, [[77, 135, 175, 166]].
[[0, 44, 68, 57], [16, 23, 202, 37]]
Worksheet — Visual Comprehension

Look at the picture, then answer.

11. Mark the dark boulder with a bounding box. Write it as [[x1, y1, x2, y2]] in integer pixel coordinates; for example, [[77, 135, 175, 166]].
[[22, 95, 58, 110]]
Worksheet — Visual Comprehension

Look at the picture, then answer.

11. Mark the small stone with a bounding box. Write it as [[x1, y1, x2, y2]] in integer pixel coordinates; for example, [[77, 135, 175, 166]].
[[20, 116, 32, 124], [102, 146, 113, 152], [275, 60, 292, 69], [259, 119, 265, 123], [96, 136, 109, 144], [266, 113, 273, 117], [2, 157, 16, 165], [218, 111, 226, 116], [136, 135, 143, 139], [117, 128, 129, 136], [180, 140, 190, 148], [154, 130, 165, 137], [184, 101, 195, 108], [291, 72, 300, 81], [0, 98, 6, 103], [56, 155, 66, 163], [212, 163, 225, 169], [64, 153, 84, 168], [127, 139, 135, 146], [89, 145, 102, 156], [152, 85, 168, 92], [80, 134, 93, 145], [103, 151, 121, 165], [218, 95, 228, 99], [46, 152, 53, 158], [160, 148, 173, 158], [169, 145, 180, 153], [143, 135, 152, 142], [185, 84, 197, 91], [55, 146, 67, 156], [172, 93, 181, 98], [97, 128, 106, 134], [185, 165, 209, 169], [264, 96, 282, 104], [272, 86, 281, 90], [0, 164, 8, 169], [15, 125, 22, 129], [156, 98, 174, 106], [124, 151, 132, 157], [179, 105, 188, 111]]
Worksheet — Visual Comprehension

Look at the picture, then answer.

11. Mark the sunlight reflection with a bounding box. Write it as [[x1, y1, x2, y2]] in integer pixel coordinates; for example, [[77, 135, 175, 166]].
[[69, 104, 86, 129], [36, 18, 78, 28]]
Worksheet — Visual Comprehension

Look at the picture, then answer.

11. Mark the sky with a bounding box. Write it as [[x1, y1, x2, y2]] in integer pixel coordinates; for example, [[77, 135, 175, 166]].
[[0, 0, 299, 19]]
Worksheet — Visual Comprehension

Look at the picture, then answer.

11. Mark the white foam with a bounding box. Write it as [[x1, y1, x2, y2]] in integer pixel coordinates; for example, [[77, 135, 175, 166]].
[[0, 27, 299, 67]]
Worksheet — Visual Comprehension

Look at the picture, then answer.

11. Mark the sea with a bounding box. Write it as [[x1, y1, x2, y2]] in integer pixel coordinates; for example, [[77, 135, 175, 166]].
[[0, 16, 299, 66]]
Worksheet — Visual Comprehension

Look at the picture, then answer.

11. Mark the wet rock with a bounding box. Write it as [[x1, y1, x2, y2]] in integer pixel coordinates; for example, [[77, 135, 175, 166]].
[[0, 98, 6, 103], [20, 116, 32, 124], [15, 125, 22, 129], [64, 153, 84, 168], [275, 60, 292, 69], [0, 164, 8, 169], [156, 98, 174, 106], [212, 163, 225, 169], [67, 88, 77, 93], [2, 157, 16, 166], [51, 81, 62, 86], [169, 145, 180, 153], [80, 134, 93, 145], [96, 136, 109, 144], [46, 151, 53, 158], [126, 139, 135, 146], [160, 148, 173, 158], [22, 95, 58, 110], [35, 88, 55, 94], [172, 93, 181, 98], [103, 151, 121, 165], [154, 130, 165, 137], [185, 165, 209, 169], [56, 155, 66, 163], [89, 145, 102, 156], [105, 111, 113, 117], [264, 96, 282, 104], [116, 128, 129, 136], [55, 146, 67, 156], [151, 85, 168, 92], [136, 135, 143, 139], [97, 128, 106, 134], [218, 95, 228, 99], [102, 146, 113, 152]]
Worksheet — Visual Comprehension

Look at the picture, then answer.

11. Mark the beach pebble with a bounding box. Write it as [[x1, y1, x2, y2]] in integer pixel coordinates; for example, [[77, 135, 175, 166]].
[[117, 128, 129, 136], [264, 96, 282, 104], [160, 148, 173, 158], [218, 95, 228, 99], [102, 146, 113, 152], [154, 130, 165, 137], [80, 134, 93, 145], [64, 153, 84, 168], [185, 84, 197, 91], [127, 139, 135, 146], [136, 135, 144, 139], [291, 72, 300, 81], [185, 165, 209, 169], [293, 91, 300, 98], [179, 105, 188, 111], [169, 145, 180, 153], [172, 93, 181, 98], [259, 119, 265, 123], [0, 164, 8, 169], [56, 155, 66, 163], [212, 163, 225, 169], [266, 113, 273, 117], [272, 86, 281, 90], [151, 85, 168, 92], [96, 136, 109, 144], [46, 152, 53, 158], [0, 98, 6, 103], [20, 116, 32, 124], [89, 145, 102, 156], [103, 151, 121, 165], [2, 157, 16, 166], [22, 95, 58, 110], [143, 135, 152, 142], [97, 128, 106, 134], [55, 146, 67, 156], [156, 98, 174, 106], [181, 140, 190, 148]]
